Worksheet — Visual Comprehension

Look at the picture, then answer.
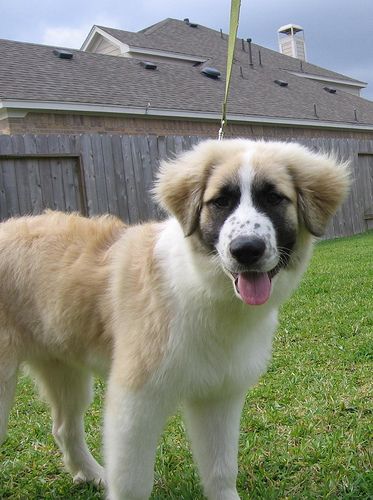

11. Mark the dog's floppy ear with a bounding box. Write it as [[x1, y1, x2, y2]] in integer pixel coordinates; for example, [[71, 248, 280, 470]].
[[153, 141, 217, 236], [287, 147, 350, 237]]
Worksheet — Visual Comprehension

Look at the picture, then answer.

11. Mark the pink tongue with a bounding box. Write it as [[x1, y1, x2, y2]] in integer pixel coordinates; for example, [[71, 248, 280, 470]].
[[237, 272, 271, 305]]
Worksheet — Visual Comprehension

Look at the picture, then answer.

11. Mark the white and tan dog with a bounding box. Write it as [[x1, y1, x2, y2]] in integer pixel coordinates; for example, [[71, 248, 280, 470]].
[[0, 140, 349, 499]]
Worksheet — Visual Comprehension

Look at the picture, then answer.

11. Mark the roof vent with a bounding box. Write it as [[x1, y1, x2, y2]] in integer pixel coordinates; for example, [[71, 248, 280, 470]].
[[140, 61, 157, 70], [324, 86, 337, 94], [201, 67, 221, 79], [274, 79, 288, 87], [184, 18, 198, 28], [53, 49, 73, 60]]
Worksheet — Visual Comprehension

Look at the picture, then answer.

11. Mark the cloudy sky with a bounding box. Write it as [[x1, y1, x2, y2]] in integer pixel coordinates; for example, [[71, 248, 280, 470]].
[[1, 0, 373, 100]]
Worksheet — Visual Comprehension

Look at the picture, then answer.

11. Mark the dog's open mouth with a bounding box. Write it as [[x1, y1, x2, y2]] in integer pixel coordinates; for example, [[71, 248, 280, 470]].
[[231, 269, 278, 306]]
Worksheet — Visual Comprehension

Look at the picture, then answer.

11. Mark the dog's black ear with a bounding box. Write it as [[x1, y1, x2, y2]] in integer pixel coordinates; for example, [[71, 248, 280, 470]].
[[153, 141, 218, 236], [287, 147, 350, 236]]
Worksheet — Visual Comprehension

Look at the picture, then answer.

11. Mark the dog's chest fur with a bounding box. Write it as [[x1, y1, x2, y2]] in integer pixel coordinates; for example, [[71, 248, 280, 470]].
[[152, 219, 277, 398]]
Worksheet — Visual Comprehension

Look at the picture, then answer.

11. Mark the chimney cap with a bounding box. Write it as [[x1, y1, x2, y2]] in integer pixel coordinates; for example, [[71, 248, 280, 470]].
[[278, 24, 304, 34]]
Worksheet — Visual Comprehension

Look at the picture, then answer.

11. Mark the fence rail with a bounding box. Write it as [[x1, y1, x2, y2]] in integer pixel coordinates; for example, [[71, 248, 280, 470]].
[[0, 133, 372, 239]]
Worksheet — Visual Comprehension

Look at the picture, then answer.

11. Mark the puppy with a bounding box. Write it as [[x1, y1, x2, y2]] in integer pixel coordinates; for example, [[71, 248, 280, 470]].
[[0, 140, 349, 499]]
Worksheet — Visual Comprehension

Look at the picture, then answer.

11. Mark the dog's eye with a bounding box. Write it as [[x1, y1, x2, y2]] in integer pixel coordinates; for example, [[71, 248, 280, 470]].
[[266, 191, 286, 206], [212, 196, 231, 208]]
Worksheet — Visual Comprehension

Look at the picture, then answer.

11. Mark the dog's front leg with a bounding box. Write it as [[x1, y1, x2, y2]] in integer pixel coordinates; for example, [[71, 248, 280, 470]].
[[104, 380, 173, 500], [183, 392, 246, 500]]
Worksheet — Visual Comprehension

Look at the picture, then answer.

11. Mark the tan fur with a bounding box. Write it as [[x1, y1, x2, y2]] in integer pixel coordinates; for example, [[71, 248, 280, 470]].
[[155, 139, 350, 239], [247, 141, 350, 235], [109, 222, 171, 389], [0, 212, 125, 364], [0, 212, 173, 390], [154, 141, 250, 236]]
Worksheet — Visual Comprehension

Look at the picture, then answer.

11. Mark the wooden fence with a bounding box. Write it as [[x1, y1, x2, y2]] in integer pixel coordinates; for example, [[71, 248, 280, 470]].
[[0, 133, 372, 239]]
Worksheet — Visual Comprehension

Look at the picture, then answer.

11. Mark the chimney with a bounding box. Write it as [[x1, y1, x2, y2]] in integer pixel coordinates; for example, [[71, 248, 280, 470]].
[[278, 24, 306, 61]]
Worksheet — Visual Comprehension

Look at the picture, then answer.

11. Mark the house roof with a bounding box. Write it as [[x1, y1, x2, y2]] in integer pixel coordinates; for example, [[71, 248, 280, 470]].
[[96, 19, 366, 86], [1, 18, 373, 131]]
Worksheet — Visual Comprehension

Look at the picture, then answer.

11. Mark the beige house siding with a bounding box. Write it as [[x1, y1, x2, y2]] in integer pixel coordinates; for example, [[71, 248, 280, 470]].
[[90, 35, 121, 56]]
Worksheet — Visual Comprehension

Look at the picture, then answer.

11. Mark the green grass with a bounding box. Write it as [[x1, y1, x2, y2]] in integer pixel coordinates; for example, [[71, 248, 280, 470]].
[[1, 232, 372, 499]]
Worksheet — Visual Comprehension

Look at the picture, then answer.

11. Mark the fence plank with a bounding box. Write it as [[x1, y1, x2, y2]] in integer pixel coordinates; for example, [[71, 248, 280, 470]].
[[23, 135, 43, 215], [139, 136, 156, 218], [11, 135, 33, 215], [130, 136, 148, 222], [102, 135, 119, 216], [79, 134, 99, 215], [47, 135, 66, 211], [147, 135, 163, 219], [0, 135, 18, 218], [0, 163, 7, 218], [91, 134, 110, 214], [120, 135, 140, 224], [111, 134, 130, 222], [58, 135, 85, 214]]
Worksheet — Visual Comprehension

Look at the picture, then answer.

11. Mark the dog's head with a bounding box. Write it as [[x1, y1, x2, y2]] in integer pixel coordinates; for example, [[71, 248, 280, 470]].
[[154, 139, 349, 305]]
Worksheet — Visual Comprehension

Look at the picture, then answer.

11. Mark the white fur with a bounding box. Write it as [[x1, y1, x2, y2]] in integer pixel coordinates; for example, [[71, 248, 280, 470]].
[[217, 163, 279, 274], [105, 214, 305, 500]]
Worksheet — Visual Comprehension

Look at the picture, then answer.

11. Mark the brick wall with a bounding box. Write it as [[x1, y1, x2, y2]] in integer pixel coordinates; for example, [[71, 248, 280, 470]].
[[1, 111, 373, 141], [0, 118, 10, 134]]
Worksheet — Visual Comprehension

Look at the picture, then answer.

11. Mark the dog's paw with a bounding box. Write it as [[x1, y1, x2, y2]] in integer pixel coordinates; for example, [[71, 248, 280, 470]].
[[73, 469, 106, 488]]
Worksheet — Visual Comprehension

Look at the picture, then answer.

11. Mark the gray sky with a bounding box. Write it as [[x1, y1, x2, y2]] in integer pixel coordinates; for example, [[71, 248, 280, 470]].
[[1, 0, 373, 100]]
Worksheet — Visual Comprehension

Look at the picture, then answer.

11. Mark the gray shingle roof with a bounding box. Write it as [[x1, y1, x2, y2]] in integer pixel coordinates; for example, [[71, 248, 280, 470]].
[[1, 18, 373, 128], [98, 19, 366, 85]]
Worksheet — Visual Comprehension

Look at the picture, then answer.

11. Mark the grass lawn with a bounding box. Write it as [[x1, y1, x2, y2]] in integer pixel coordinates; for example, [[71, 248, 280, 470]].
[[0, 231, 372, 499]]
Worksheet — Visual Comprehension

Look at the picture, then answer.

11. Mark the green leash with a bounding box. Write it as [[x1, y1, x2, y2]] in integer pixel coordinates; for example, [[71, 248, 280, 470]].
[[218, 0, 242, 140]]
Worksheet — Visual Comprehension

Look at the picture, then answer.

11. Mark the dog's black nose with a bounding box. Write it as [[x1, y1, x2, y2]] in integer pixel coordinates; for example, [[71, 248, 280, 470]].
[[229, 236, 266, 266]]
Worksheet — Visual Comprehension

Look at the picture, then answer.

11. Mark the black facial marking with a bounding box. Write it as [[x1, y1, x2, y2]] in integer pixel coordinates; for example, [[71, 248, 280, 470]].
[[251, 178, 297, 269], [254, 223, 260, 229], [199, 183, 241, 250]]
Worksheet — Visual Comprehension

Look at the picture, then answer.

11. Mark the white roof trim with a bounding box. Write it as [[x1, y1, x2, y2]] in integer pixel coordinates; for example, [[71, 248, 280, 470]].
[[80, 25, 96, 51], [1, 99, 373, 132], [81, 26, 127, 54], [286, 71, 367, 88], [127, 46, 206, 62], [81, 25, 207, 62]]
